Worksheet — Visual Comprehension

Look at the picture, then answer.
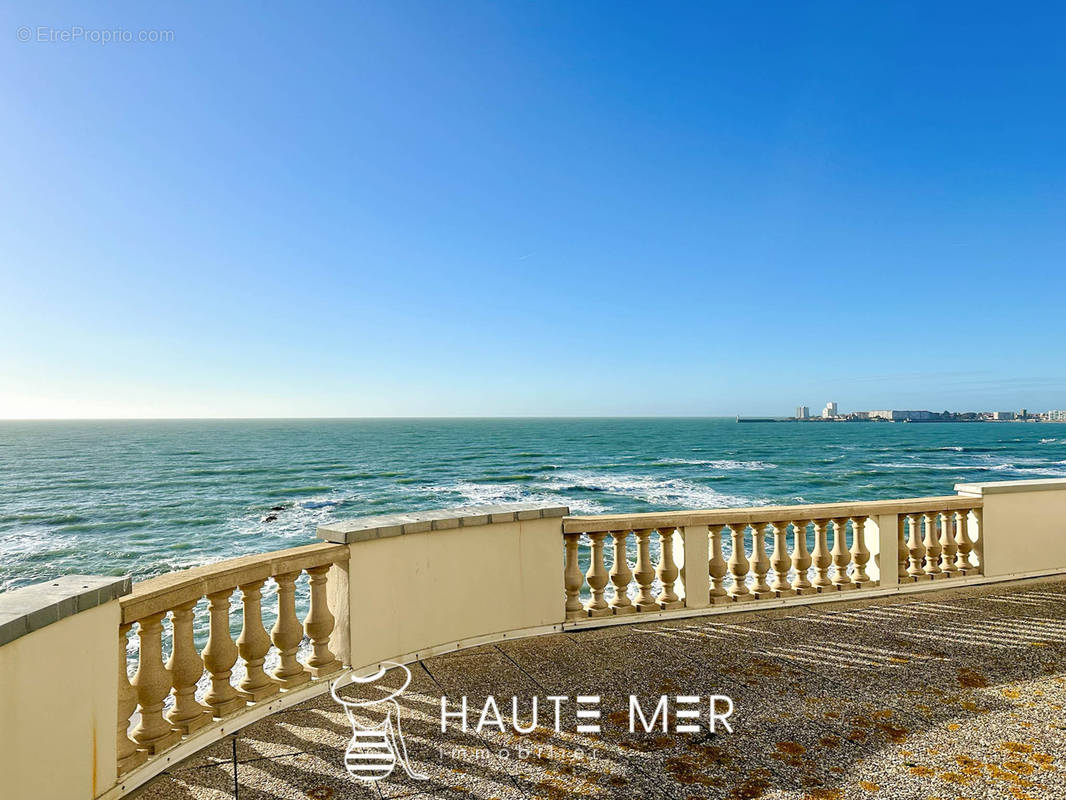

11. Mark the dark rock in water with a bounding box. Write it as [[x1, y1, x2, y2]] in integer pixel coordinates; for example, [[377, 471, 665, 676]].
[[263, 514, 278, 522], [270, 505, 285, 512]]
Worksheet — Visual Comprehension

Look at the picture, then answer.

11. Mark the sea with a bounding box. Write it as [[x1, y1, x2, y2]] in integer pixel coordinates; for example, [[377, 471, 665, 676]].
[[3, 417, 1066, 595]]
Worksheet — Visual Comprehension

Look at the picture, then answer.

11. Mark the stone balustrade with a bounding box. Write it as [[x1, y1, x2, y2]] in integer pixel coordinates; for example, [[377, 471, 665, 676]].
[[6, 480, 1066, 800], [562, 496, 983, 619], [117, 542, 348, 776]]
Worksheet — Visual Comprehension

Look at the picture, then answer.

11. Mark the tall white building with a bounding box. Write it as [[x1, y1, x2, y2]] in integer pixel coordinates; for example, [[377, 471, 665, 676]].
[[1047, 410, 1066, 421], [796, 406, 809, 419], [822, 401, 838, 419]]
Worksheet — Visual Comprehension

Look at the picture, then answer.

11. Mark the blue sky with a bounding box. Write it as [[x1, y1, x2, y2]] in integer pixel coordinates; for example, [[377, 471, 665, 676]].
[[2, 2, 1064, 417]]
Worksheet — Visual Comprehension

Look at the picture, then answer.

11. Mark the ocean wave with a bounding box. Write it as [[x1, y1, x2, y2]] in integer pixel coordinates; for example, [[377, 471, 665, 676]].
[[543, 471, 767, 509], [868, 462, 991, 471], [1001, 466, 1066, 478], [162, 517, 224, 527], [0, 512, 87, 525], [470, 474, 538, 484], [869, 460, 1066, 480], [299, 498, 343, 509], [55, 520, 148, 533], [423, 480, 604, 514], [650, 458, 776, 470]]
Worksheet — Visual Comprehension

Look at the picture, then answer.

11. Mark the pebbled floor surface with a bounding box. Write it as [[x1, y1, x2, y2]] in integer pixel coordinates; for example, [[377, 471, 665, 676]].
[[132, 576, 1066, 800]]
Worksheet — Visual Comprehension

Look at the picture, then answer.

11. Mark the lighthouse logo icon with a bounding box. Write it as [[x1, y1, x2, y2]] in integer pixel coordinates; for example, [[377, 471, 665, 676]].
[[330, 661, 428, 782]]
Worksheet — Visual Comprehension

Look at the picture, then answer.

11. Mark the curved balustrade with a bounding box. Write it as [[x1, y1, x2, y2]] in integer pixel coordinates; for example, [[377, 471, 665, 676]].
[[118, 542, 348, 777], [112, 495, 987, 784], [16, 483, 1066, 800]]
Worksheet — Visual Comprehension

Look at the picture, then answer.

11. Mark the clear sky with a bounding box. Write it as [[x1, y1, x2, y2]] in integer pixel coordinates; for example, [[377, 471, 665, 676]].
[[2, 2, 1064, 418]]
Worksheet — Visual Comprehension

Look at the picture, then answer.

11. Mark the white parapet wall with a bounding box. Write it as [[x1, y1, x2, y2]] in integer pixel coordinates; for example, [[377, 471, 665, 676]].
[[0, 576, 130, 800], [317, 503, 569, 669], [956, 478, 1066, 577]]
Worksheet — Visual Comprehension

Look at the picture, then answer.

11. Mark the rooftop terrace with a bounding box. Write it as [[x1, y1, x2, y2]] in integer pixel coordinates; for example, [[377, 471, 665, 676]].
[[5, 479, 1066, 800], [133, 576, 1066, 800]]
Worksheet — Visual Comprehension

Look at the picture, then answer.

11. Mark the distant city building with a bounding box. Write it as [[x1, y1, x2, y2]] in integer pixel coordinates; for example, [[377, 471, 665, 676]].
[[869, 410, 936, 421], [1046, 410, 1066, 421], [796, 406, 809, 419], [993, 411, 1016, 421], [822, 401, 838, 419], [851, 411, 870, 419]]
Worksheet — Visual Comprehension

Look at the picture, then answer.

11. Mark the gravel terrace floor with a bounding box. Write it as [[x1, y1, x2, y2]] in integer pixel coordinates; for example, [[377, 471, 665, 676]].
[[133, 577, 1066, 800]]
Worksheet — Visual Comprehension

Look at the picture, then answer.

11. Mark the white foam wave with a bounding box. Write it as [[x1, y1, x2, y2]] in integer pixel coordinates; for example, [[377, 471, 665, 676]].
[[1002, 466, 1066, 478], [870, 459, 1065, 474], [423, 481, 605, 515], [544, 471, 767, 509], [656, 458, 776, 470], [867, 462, 989, 471]]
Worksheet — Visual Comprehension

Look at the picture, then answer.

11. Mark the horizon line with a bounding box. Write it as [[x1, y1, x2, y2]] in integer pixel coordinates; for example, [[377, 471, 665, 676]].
[[0, 415, 743, 422], [1, 413, 1064, 423]]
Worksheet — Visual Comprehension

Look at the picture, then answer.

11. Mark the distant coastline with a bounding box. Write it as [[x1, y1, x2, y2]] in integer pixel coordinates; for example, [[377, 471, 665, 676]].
[[783, 405, 1066, 424], [735, 416, 1058, 424]]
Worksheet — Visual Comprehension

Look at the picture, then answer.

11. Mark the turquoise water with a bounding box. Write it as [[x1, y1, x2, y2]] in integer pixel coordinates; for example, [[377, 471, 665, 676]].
[[3, 418, 1066, 592]]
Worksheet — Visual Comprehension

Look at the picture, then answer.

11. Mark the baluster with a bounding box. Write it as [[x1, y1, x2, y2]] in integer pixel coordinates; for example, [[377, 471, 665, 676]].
[[790, 520, 814, 594], [237, 579, 280, 701], [897, 515, 909, 581], [608, 530, 636, 615], [131, 612, 181, 752], [656, 527, 684, 609], [972, 507, 984, 569], [563, 533, 586, 621], [270, 572, 311, 686], [304, 565, 341, 677], [939, 511, 959, 577], [634, 529, 658, 611], [585, 531, 611, 617], [750, 522, 773, 598], [954, 510, 975, 574], [905, 514, 927, 580], [117, 623, 147, 775], [850, 516, 872, 587], [769, 521, 794, 596], [708, 525, 729, 604], [830, 518, 856, 590], [166, 599, 211, 734], [811, 519, 833, 590], [922, 512, 943, 578], [727, 523, 753, 601], [203, 589, 244, 716]]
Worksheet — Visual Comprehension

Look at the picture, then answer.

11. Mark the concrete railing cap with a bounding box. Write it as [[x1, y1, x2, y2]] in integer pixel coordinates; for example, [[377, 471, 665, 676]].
[[956, 477, 1066, 496], [317, 503, 570, 544], [0, 574, 132, 647]]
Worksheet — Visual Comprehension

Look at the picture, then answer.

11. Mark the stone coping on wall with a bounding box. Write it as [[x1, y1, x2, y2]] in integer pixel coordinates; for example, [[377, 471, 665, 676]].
[[317, 503, 571, 544], [956, 477, 1066, 496], [563, 495, 981, 533], [0, 574, 131, 647]]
